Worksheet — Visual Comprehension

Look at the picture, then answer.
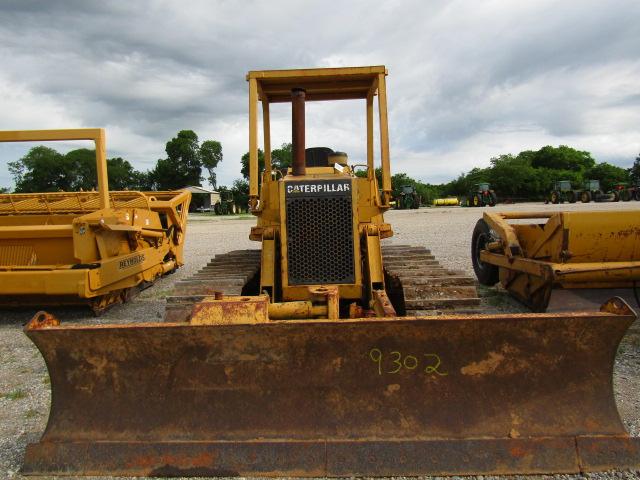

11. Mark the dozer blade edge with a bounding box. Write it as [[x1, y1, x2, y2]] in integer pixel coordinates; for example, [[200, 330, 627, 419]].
[[23, 298, 640, 477]]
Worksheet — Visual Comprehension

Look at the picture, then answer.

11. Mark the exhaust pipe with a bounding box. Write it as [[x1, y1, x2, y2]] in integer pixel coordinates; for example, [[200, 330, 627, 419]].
[[291, 88, 306, 176]]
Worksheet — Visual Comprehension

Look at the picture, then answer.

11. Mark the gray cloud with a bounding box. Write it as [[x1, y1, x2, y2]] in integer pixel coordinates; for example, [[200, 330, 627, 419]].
[[1, 0, 639, 189]]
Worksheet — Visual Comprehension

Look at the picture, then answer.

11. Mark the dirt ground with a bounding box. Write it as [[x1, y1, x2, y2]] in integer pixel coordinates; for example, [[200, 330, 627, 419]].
[[0, 201, 639, 479]]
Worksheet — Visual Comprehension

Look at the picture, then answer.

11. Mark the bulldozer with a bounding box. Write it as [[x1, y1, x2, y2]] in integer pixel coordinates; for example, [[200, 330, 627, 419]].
[[22, 67, 640, 476], [0, 129, 191, 313]]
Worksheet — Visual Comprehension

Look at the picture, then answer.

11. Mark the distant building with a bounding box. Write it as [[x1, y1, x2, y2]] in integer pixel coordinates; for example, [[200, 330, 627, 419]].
[[183, 186, 220, 211]]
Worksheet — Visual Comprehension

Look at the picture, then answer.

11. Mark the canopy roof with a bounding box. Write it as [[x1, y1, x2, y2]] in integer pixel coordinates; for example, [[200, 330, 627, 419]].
[[246, 66, 387, 103]]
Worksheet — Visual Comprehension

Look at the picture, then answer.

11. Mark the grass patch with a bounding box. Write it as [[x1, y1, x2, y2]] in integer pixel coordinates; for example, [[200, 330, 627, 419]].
[[477, 285, 511, 307], [43, 376, 50, 385], [2, 388, 27, 400], [485, 294, 513, 308]]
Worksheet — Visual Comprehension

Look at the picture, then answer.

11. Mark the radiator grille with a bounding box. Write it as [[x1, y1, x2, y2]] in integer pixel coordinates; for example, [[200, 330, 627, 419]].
[[286, 195, 355, 285]]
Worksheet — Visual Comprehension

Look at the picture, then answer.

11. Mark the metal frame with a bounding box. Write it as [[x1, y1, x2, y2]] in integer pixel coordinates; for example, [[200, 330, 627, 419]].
[[246, 66, 392, 209], [0, 129, 110, 209]]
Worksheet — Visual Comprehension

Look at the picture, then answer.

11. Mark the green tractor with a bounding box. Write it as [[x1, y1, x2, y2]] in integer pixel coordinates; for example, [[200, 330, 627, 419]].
[[579, 179, 606, 203], [467, 182, 497, 207], [548, 180, 577, 204], [610, 183, 640, 202], [213, 190, 237, 215], [396, 184, 421, 209]]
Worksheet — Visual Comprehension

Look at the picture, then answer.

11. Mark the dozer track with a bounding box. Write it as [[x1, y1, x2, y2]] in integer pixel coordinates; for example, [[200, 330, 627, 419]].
[[165, 245, 481, 321], [165, 249, 261, 322], [382, 244, 482, 315]]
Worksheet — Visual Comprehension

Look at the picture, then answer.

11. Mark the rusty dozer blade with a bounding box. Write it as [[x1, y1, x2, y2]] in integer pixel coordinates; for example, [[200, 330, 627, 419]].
[[23, 299, 640, 477]]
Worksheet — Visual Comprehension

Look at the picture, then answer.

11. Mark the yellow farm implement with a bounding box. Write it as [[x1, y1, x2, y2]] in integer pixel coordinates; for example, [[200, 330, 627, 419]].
[[20, 69, 640, 476], [473, 210, 640, 312], [432, 197, 460, 206], [0, 129, 190, 313]]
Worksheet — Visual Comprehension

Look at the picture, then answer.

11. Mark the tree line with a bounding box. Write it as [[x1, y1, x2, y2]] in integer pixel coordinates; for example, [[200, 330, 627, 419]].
[[372, 146, 639, 204], [3, 134, 639, 208], [6, 130, 222, 193], [439, 146, 638, 201]]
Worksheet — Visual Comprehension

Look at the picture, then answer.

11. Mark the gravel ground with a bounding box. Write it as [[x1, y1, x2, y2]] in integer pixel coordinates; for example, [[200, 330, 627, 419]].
[[0, 202, 638, 479]]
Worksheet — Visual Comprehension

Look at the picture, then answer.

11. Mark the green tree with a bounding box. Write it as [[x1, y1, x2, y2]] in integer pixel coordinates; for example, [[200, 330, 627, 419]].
[[530, 145, 595, 172], [9, 146, 73, 192], [200, 140, 223, 189], [9, 145, 153, 193], [271, 143, 292, 171], [488, 154, 538, 197], [240, 149, 265, 179], [106, 157, 145, 190], [0, 187, 9, 193], [231, 179, 249, 212], [442, 167, 492, 197], [65, 148, 97, 190], [629, 154, 640, 184], [240, 143, 292, 180], [586, 162, 629, 191], [152, 130, 203, 190]]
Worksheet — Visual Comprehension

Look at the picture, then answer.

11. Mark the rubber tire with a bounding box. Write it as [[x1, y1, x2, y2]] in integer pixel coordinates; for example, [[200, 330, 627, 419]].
[[581, 191, 591, 203], [551, 191, 560, 204], [613, 191, 620, 202], [567, 191, 576, 203], [635, 190, 640, 201], [621, 190, 631, 201], [489, 192, 497, 206], [471, 219, 500, 286], [472, 194, 481, 207]]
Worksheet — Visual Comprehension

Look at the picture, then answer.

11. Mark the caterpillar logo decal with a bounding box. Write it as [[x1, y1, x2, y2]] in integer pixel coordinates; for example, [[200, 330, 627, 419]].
[[119, 254, 145, 270], [285, 180, 351, 197]]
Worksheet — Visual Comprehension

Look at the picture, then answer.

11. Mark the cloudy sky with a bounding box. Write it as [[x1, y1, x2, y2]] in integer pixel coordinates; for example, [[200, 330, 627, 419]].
[[1, 0, 639, 189]]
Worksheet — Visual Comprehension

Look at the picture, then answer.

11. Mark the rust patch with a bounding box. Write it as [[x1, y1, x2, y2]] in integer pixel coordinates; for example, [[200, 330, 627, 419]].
[[461, 351, 505, 376], [461, 345, 522, 376], [509, 444, 527, 457], [26, 311, 60, 330], [384, 384, 401, 397]]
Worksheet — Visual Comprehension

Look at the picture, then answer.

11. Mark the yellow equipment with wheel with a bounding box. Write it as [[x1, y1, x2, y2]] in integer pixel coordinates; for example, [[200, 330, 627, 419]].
[[0, 129, 190, 313], [21, 68, 640, 477], [472, 210, 640, 311]]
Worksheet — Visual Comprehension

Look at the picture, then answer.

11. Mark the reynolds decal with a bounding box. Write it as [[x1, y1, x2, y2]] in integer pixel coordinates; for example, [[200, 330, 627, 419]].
[[118, 254, 145, 270]]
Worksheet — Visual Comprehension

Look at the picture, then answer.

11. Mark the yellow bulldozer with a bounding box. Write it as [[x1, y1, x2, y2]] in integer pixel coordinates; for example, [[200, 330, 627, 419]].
[[22, 67, 640, 476], [0, 129, 191, 313]]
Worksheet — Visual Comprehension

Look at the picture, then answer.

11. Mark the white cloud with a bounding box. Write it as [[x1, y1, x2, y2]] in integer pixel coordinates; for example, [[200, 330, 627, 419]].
[[1, 0, 639, 190]]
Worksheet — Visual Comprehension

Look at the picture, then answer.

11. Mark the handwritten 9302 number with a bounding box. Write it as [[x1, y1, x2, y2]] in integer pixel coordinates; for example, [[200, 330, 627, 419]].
[[369, 348, 448, 376]]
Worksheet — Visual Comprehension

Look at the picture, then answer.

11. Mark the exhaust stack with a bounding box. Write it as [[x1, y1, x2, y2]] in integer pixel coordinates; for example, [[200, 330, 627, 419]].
[[291, 88, 306, 176]]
